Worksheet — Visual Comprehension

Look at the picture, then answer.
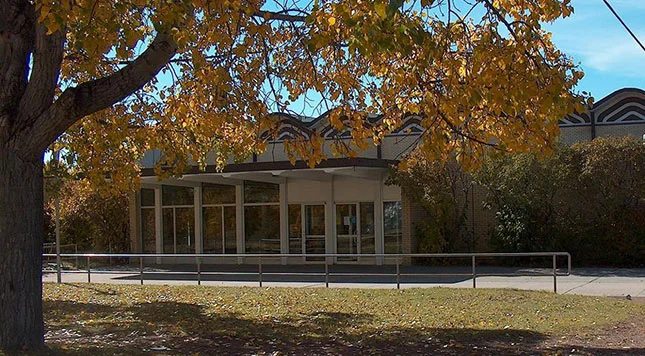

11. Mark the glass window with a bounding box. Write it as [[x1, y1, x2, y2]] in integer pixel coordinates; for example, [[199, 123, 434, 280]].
[[384, 201, 402, 254], [244, 205, 280, 253], [244, 181, 279, 203], [288, 204, 302, 254], [163, 208, 174, 253], [141, 208, 156, 253], [162, 185, 194, 206], [203, 206, 223, 253], [203, 183, 235, 205], [175, 208, 194, 253], [360, 202, 375, 254], [162, 207, 195, 253], [203, 206, 237, 254], [141, 189, 155, 207], [223, 206, 236, 254]]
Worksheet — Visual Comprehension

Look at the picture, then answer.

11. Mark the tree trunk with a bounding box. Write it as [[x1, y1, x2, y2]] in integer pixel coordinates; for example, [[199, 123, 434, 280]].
[[0, 147, 44, 349]]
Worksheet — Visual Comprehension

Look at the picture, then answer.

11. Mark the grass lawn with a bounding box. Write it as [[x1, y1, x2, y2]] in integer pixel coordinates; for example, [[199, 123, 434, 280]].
[[17, 283, 645, 355]]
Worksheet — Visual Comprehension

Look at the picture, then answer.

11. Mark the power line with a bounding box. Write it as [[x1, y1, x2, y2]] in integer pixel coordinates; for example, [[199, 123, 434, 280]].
[[602, 0, 645, 53]]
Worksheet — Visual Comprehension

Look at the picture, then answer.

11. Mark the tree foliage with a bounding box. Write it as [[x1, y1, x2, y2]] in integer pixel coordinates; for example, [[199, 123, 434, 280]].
[[44, 179, 130, 253], [35, 0, 586, 193], [476, 136, 645, 266]]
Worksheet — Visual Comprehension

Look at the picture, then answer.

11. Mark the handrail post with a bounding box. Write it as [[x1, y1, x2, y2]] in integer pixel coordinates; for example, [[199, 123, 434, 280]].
[[472, 255, 476, 289], [259, 256, 263, 287], [197, 257, 201, 286], [87, 256, 91, 284], [56, 248, 61, 284], [325, 260, 329, 288], [396, 258, 400, 290], [139, 256, 144, 285], [74, 244, 78, 269], [553, 254, 557, 293]]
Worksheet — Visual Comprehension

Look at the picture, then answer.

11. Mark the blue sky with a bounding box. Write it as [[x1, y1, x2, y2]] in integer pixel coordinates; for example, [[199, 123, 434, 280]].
[[546, 0, 645, 100]]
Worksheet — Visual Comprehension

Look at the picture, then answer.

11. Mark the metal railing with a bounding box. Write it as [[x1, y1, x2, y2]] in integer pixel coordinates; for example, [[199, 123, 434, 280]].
[[42, 252, 571, 293], [43, 243, 79, 268], [43, 243, 78, 255]]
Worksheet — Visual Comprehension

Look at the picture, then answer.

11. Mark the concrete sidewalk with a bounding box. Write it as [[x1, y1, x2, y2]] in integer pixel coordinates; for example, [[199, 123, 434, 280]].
[[42, 265, 645, 298]]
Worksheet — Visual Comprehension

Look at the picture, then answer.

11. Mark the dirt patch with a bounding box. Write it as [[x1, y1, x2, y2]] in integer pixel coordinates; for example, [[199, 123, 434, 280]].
[[542, 314, 645, 356]]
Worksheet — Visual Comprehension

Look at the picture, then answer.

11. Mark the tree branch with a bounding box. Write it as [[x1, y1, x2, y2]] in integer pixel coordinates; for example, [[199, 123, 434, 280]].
[[19, 31, 178, 157], [16, 25, 65, 128], [0, 0, 35, 140], [253, 10, 307, 22]]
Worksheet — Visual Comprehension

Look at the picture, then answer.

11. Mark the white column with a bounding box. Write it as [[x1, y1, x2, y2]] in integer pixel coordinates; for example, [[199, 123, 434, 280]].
[[279, 179, 288, 265], [325, 175, 335, 264], [375, 174, 384, 265], [194, 184, 203, 254], [154, 186, 163, 264], [235, 183, 244, 264]]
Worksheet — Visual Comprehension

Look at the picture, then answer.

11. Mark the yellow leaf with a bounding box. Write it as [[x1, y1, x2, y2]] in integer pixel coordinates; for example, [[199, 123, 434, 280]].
[[375, 3, 387, 19]]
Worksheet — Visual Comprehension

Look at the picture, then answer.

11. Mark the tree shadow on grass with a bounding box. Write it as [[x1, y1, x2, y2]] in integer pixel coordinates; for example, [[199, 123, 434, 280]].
[[34, 300, 645, 356]]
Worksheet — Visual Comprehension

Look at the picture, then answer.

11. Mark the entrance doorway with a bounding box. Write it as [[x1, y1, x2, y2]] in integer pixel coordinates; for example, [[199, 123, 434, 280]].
[[304, 204, 325, 261], [288, 203, 326, 262], [335, 202, 375, 261]]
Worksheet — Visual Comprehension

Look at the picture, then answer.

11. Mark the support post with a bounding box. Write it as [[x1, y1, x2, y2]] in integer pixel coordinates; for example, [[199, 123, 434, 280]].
[[154, 187, 163, 264], [194, 184, 203, 255], [55, 196, 61, 284], [235, 184, 244, 264], [553, 254, 557, 294], [374, 174, 384, 265], [259, 256, 263, 287], [139, 257, 144, 285], [87, 256, 91, 284], [325, 261, 329, 288], [197, 257, 201, 286], [279, 180, 288, 265], [472, 255, 477, 289], [396, 258, 400, 290]]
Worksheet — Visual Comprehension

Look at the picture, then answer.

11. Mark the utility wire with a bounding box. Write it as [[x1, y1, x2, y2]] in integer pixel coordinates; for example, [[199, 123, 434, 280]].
[[602, 0, 645, 52]]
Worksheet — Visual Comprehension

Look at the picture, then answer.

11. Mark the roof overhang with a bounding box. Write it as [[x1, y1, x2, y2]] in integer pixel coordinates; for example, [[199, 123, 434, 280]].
[[140, 158, 395, 186]]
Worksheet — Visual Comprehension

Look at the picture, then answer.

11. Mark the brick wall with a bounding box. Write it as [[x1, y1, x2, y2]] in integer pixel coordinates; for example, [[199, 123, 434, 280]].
[[128, 191, 140, 253], [400, 186, 426, 263]]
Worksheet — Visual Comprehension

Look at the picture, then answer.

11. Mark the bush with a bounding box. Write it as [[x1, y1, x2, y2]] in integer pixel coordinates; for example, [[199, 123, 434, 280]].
[[391, 158, 474, 254], [476, 136, 645, 267]]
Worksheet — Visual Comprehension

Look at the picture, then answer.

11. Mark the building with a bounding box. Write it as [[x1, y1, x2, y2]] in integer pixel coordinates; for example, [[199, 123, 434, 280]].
[[129, 88, 645, 264]]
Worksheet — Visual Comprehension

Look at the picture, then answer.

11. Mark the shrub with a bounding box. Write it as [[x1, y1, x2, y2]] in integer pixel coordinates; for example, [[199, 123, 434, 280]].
[[391, 158, 474, 254], [476, 136, 645, 267]]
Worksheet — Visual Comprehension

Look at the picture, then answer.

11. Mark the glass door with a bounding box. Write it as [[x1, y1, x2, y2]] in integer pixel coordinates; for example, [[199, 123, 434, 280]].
[[336, 204, 358, 261], [336, 202, 375, 262], [304, 204, 326, 261]]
